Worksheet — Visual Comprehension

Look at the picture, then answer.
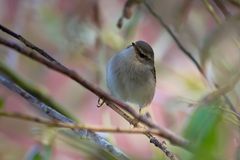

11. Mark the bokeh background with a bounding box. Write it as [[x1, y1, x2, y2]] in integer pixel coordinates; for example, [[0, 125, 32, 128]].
[[0, 0, 240, 160]]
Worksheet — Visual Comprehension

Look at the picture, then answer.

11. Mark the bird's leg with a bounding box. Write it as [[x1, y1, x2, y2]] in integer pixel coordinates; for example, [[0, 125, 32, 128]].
[[139, 108, 142, 114], [144, 111, 151, 119], [130, 107, 142, 127], [128, 107, 141, 127], [131, 108, 152, 127], [130, 117, 139, 127]]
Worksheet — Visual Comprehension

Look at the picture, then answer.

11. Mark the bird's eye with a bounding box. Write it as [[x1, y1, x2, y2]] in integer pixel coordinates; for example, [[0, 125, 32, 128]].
[[138, 52, 146, 58], [137, 51, 150, 60]]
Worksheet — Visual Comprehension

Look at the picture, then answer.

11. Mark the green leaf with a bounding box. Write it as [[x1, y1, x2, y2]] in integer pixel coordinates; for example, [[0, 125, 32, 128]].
[[31, 153, 43, 160], [183, 101, 225, 160]]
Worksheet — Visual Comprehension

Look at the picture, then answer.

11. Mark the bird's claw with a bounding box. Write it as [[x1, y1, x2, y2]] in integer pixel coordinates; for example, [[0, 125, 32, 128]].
[[130, 118, 139, 127], [97, 98, 105, 108]]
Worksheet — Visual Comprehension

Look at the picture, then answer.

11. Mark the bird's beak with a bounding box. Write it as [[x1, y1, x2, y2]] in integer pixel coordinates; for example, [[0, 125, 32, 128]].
[[132, 42, 136, 47], [132, 42, 139, 52]]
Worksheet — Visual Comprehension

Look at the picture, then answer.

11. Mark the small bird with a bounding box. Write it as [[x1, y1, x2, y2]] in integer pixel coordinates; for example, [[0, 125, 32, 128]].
[[106, 40, 156, 114]]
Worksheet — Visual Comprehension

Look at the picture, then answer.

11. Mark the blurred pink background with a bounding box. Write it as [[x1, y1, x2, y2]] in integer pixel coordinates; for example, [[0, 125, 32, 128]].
[[1, 0, 235, 159]]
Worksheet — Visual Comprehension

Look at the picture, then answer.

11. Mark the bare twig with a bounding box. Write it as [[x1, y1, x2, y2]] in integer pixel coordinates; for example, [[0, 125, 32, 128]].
[[0, 24, 65, 69], [0, 36, 189, 149], [0, 111, 178, 137], [143, 0, 204, 76], [0, 75, 129, 160]]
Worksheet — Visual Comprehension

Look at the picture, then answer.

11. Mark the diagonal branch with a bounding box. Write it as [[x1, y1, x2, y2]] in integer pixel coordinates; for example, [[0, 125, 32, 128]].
[[0, 74, 129, 160], [143, 0, 204, 76], [0, 24, 65, 69]]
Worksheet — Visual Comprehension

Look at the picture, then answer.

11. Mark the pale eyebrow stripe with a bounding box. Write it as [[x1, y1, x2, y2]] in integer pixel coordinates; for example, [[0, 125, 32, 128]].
[[139, 48, 152, 60]]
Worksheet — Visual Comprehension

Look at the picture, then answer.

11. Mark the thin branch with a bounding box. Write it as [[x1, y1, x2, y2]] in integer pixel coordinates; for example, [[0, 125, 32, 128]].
[[0, 36, 189, 149], [0, 24, 65, 69], [0, 111, 176, 137], [0, 75, 129, 160], [143, 0, 204, 76]]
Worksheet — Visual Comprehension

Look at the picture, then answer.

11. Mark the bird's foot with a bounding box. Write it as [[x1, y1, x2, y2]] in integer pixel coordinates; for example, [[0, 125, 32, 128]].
[[130, 109, 152, 127], [130, 118, 139, 127], [139, 108, 152, 120], [97, 97, 105, 108]]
